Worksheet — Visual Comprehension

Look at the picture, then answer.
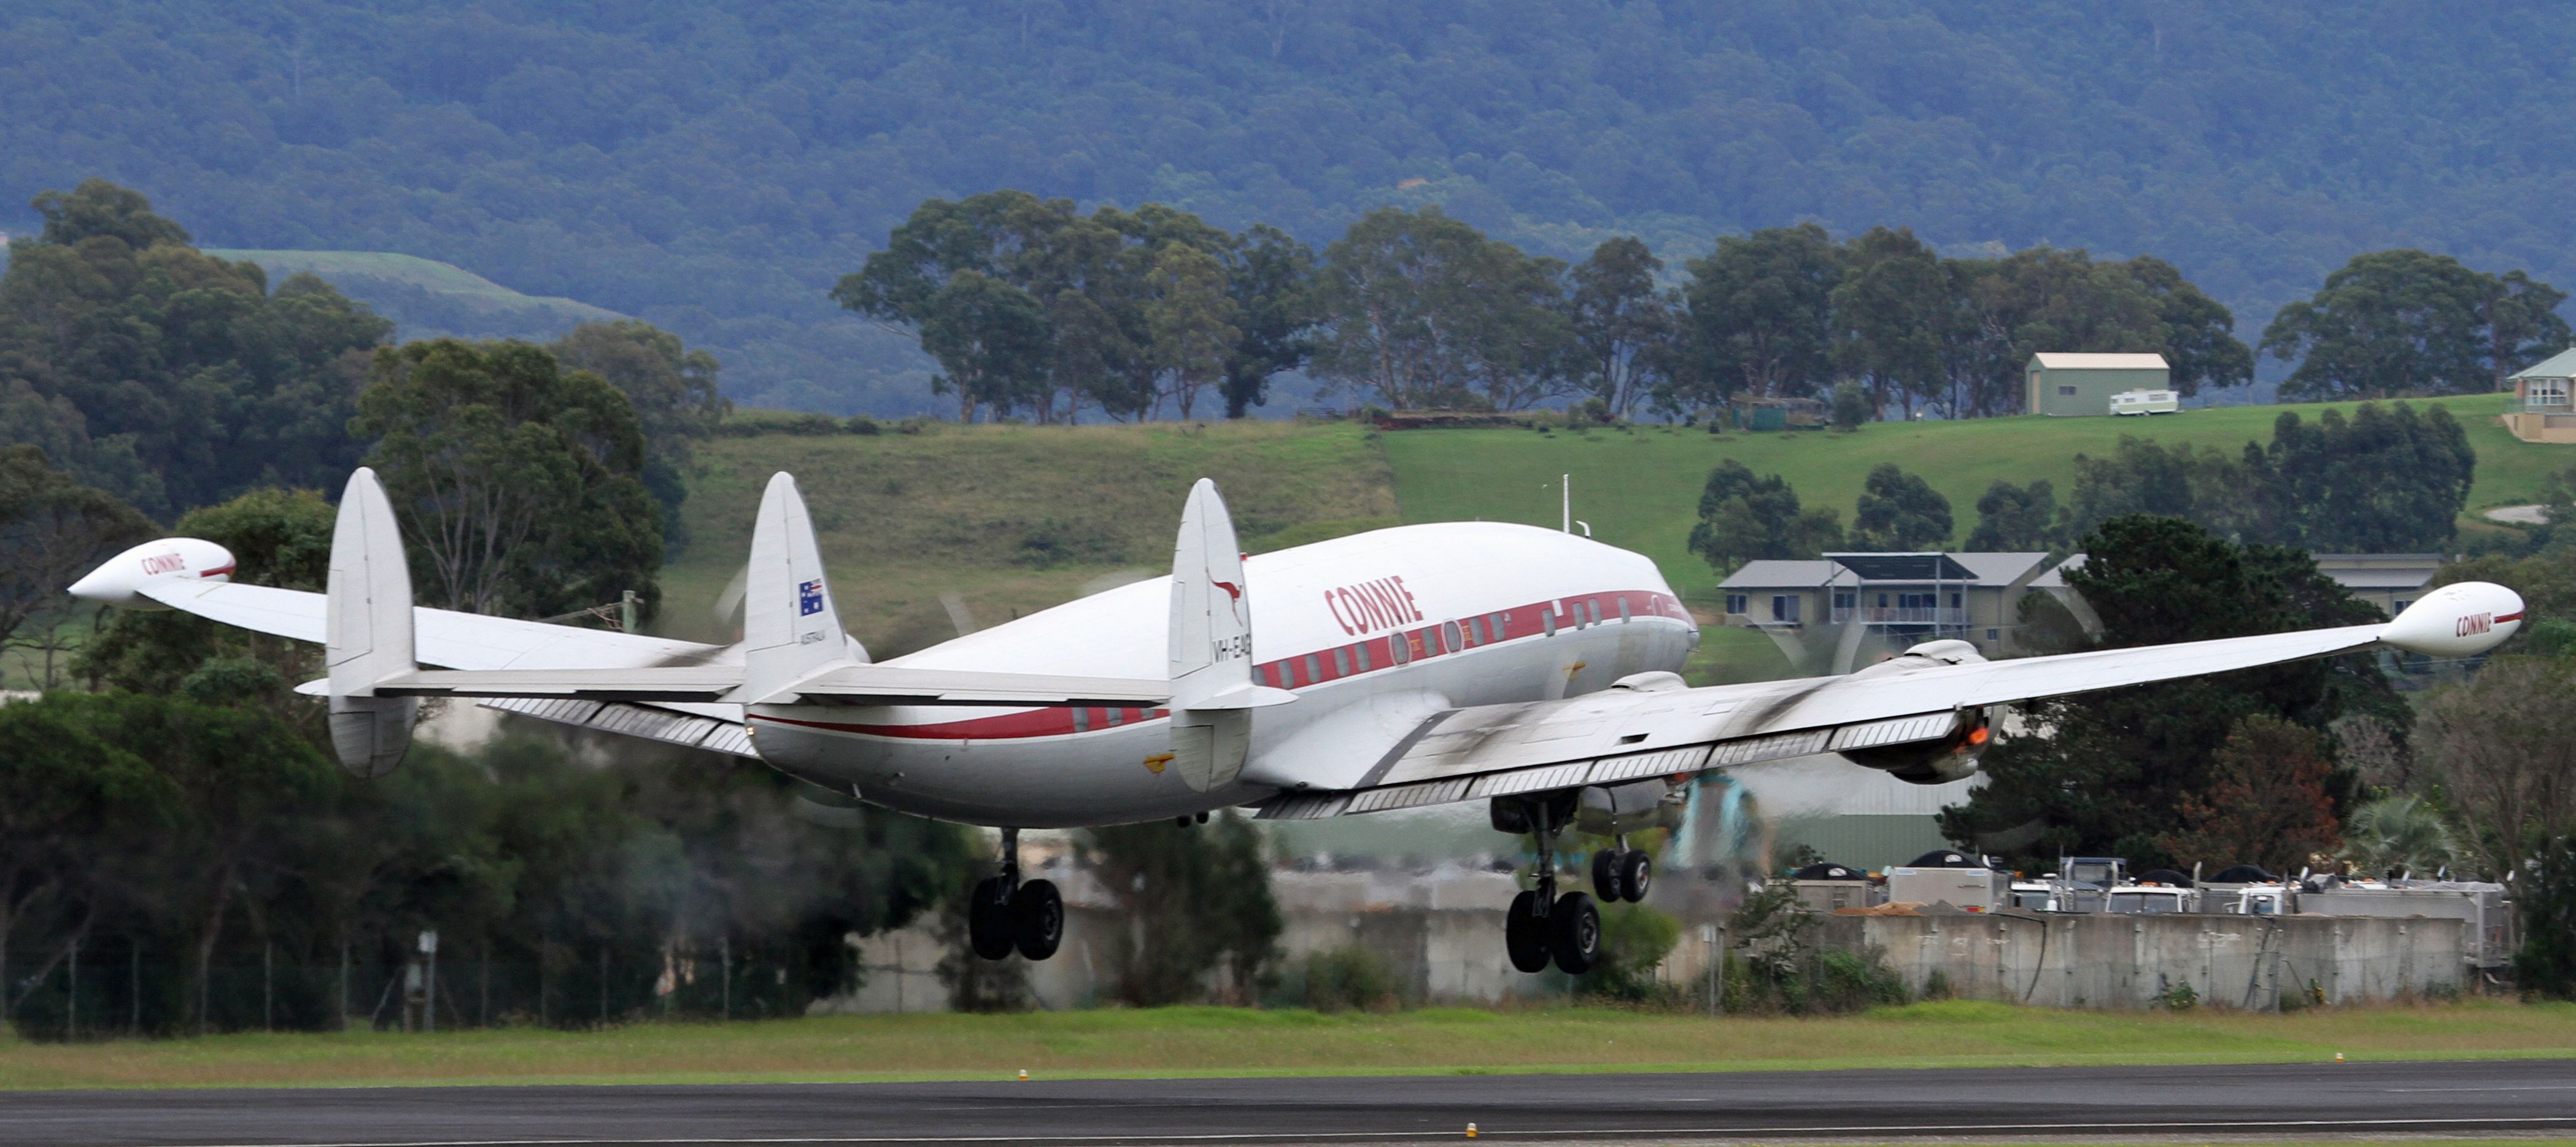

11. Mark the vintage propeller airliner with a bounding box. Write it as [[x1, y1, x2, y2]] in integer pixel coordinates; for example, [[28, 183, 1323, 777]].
[[72, 469, 2523, 974]]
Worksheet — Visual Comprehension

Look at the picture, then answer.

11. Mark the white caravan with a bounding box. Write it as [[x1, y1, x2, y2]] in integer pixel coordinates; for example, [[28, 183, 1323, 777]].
[[71, 469, 2524, 976]]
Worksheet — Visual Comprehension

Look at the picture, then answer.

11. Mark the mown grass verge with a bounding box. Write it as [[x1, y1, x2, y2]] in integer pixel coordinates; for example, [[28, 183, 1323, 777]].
[[4, 999, 2571, 1091]]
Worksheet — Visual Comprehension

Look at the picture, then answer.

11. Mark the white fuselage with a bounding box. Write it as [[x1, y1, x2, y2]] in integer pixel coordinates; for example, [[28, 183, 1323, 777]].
[[745, 522, 1696, 827]]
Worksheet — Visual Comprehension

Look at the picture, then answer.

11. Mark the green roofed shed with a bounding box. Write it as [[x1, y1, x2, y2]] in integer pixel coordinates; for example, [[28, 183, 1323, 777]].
[[2025, 352, 2169, 417]]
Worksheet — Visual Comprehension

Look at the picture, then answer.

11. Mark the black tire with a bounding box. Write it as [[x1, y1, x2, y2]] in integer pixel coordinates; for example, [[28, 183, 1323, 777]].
[[1619, 849, 1652, 903], [1550, 891, 1601, 975], [1013, 878, 1064, 961], [1590, 849, 1620, 901], [1504, 890, 1551, 973], [969, 876, 1016, 960]]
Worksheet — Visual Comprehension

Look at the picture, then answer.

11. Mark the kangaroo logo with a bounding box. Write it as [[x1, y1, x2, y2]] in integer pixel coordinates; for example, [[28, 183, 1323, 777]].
[[1211, 576, 1245, 627]]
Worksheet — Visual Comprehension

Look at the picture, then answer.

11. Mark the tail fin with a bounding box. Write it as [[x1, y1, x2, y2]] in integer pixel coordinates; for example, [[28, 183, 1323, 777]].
[[325, 467, 417, 778], [738, 472, 859, 701], [1167, 479, 1292, 792]]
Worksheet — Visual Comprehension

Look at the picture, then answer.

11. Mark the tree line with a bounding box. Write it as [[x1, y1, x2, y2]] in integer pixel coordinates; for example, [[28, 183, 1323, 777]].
[[13, 4, 2576, 417], [849, 193, 2570, 423], [1688, 399, 2477, 576]]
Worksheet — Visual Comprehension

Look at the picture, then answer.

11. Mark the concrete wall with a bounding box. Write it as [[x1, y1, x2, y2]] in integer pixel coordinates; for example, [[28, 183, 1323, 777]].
[[821, 874, 2471, 1014], [1818, 911, 2465, 1009]]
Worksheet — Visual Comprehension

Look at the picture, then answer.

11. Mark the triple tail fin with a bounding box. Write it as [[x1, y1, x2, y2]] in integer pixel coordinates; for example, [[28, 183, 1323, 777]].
[[737, 472, 862, 702], [1167, 479, 1293, 792], [324, 467, 418, 778]]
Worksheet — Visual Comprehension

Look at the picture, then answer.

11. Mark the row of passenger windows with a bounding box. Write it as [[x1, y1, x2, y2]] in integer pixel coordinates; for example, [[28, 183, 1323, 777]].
[[1069, 706, 1167, 732], [1260, 594, 1643, 690]]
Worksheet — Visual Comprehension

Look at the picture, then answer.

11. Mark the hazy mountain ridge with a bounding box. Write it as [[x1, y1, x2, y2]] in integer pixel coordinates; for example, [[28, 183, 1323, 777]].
[[6, 2, 2569, 414]]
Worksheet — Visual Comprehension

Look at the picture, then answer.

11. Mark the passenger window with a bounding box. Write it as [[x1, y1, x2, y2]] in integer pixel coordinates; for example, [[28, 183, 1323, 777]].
[[1588, 598, 1601, 627], [1543, 609, 1558, 636], [1072, 707, 1091, 732], [1334, 647, 1352, 676], [1619, 597, 1631, 624], [1493, 612, 1509, 639], [1305, 654, 1323, 682], [1468, 616, 1485, 646], [1355, 642, 1372, 671], [1441, 620, 1464, 652], [1392, 633, 1412, 665], [1106, 706, 1124, 727]]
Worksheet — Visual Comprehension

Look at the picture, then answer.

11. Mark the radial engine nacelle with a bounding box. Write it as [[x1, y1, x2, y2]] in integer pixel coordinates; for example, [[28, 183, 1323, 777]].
[[68, 538, 237, 608], [1838, 638, 1990, 786]]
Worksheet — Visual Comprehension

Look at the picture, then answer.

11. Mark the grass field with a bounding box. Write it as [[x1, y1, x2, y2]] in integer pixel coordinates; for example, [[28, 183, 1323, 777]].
[[668, 395, 2558, 679], [2, 1000, 2570, 1090], [1381, 394, 2564, 604], [662, 419, 1399, 655], [205, 249, 626, 341]]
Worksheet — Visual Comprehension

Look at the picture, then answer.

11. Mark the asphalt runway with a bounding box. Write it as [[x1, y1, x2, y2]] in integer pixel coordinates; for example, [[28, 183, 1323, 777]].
[[5, 1058, 2575, 1146]]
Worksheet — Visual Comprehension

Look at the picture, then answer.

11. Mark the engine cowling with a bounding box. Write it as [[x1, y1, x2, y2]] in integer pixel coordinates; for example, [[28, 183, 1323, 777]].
[[1837, 708, 1990, 785], [1836, 640, 1994, 785]]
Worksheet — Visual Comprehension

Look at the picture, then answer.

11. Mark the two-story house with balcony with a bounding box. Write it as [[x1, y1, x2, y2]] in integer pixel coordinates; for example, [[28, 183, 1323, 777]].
[[1718, 552, 2075, 663], [2504, 349, 2576, 443]]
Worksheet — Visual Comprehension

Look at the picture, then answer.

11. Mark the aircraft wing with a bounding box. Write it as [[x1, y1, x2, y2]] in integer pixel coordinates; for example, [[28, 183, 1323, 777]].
[[139, 579, 725, 671], [363, 664, 1170, 707], [144, 577, 1166, 706], [1256, 622, 2394, 819]]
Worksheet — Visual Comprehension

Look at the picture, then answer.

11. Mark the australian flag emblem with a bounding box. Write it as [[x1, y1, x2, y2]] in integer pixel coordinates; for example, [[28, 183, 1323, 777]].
[[798, 579, 825, 616]]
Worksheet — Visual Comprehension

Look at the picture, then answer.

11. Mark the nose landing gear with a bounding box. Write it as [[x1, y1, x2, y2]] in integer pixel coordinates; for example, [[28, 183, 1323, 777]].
[[968, 827, 1064, 962], [1493, 794, 1600, 975]]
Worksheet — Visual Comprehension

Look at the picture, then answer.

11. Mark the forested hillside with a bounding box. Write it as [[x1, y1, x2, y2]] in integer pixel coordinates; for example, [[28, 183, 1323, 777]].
[[3, 2, 2572, 416]]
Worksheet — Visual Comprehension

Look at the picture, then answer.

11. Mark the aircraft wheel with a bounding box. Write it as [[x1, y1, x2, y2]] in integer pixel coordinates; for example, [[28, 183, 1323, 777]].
[[1590, 849, 1620, 900], [969, 876, 1016, 960], [1550, 891, 1601, 975], [1618, 850, 1652, 903], [1504, 890, 1551, 973], [1013, 878, 1064, 961]]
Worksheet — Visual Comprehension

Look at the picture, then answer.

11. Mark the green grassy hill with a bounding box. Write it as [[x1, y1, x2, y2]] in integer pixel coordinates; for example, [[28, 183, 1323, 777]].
[[665, 419, 1398, 657], [205, 250, 626, 343], [668, 395, 2566, 676], [1383, 394, 2560, 604]]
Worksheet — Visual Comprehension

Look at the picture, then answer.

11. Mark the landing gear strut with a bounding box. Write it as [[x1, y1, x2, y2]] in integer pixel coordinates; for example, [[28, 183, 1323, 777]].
[[1494, 795, 1599, 975], [969, 827, 1064, 962]]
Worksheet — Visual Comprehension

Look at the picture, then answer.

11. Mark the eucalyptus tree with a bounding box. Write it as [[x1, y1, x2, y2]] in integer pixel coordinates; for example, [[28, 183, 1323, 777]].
[[352, 339, 662, 620], [1568, 236, 1677, 421]]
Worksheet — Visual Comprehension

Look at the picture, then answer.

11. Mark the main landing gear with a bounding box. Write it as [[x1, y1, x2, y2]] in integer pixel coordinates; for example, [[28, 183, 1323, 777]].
[[1591, 836, 1651, 904], [1492, 794, 1601, 976], [969, 827, 1064, 962]]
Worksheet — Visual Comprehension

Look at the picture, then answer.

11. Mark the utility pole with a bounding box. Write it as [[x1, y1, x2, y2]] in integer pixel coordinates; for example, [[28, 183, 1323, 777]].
[[66, 938, 77, 1040], [419, 930, 438, 1035], [1561, 474, 1571, 533], [721, 936, 732, 1021]]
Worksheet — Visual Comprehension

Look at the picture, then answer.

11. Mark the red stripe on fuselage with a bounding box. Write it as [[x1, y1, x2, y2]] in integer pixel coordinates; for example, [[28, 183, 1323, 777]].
[[747, 587, 1692, 743]]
